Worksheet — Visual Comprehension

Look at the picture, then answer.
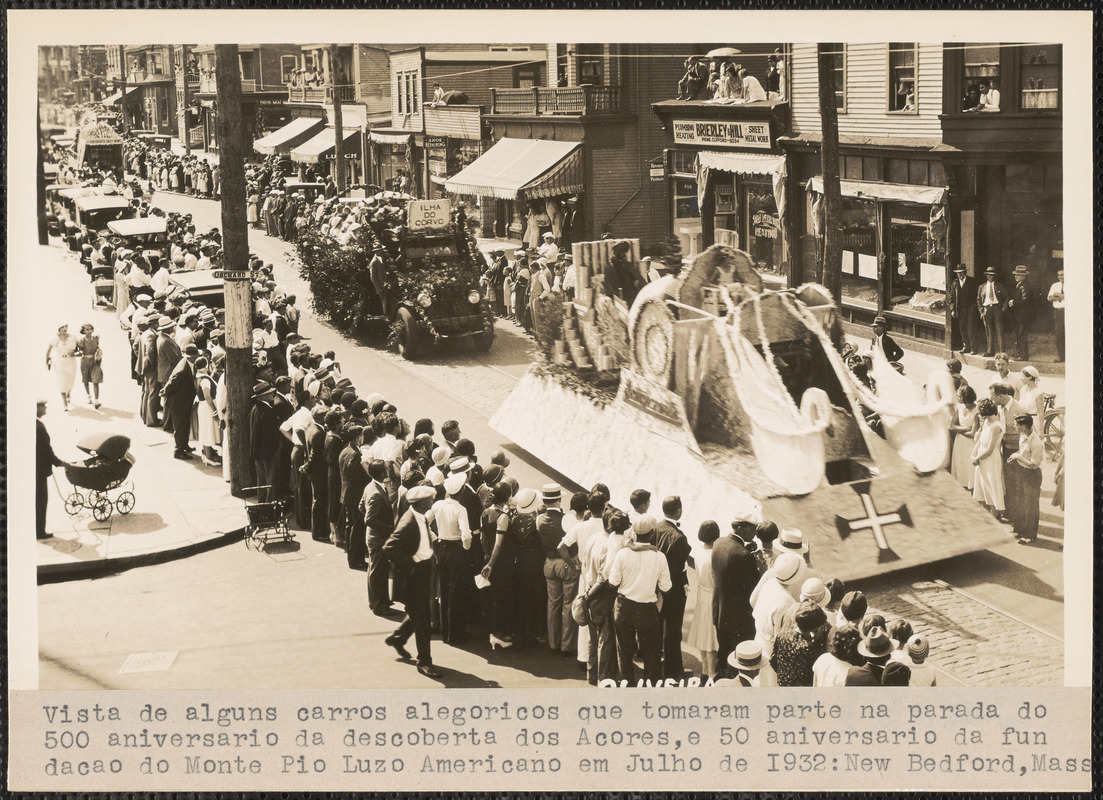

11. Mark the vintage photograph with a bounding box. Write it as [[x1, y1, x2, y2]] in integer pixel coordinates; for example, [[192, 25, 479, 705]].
[[21, 15, 1081, 702]]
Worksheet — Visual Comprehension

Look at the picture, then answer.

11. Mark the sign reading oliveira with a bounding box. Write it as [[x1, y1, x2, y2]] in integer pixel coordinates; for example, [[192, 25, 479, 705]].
[[672, 119, 772, 149], [407, 199, 452, 231]]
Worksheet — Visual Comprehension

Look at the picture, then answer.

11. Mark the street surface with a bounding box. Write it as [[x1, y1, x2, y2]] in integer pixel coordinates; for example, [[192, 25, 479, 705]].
[[36, 188, 1065, 689]]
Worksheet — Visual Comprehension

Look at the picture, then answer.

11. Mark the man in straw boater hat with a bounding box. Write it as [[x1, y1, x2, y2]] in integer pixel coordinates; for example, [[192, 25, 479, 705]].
[[383, 484, 442, 679], [430, 472, 474, 645], [976, 265, 1009, 357], [1006, 264, 1035, 360], [608, 517, 671, 684], [750, 551, 805, 685], [716, 640, 766, 687], [537, 483, 579, 658]]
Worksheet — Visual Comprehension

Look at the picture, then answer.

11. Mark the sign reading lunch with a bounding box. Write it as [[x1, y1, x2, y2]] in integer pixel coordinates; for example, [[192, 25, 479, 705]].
[[407, 199, 452, 231], [672, 119, 772, 149]]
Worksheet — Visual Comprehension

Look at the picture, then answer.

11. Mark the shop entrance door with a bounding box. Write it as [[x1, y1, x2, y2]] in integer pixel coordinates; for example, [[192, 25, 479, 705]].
[[1002, 212, 1062, 333]]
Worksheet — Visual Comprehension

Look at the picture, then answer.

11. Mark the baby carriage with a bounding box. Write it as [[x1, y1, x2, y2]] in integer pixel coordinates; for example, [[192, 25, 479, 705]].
[[242, 486, 294, 550], [90, 263, 116, 309], [57, 432, 136, 522]]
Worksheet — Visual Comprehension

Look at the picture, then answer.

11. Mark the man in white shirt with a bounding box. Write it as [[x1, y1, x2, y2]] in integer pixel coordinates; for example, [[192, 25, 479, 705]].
[[429, 473, 473, 645], [537, 232, 559, 262], [977, 80, 1000, 112], [608, 518, 671, 684], [578, 497, 618, 685], [1047, 269, 1064, 362]]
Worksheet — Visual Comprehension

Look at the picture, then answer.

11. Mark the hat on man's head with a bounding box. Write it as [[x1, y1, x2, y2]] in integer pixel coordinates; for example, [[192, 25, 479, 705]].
[[158, 316, 175, 332], [773, 553, 803, 585], [727, 640, 765, 672], [406, 485, 436, 503], [335, 377, 354, 391], [873, 314, 888, 326], [135, 293, 153, 306], [514, 488, 540, 514], [906, 634, 930, 663], [541, 483, 562, 504], [482, 464, 504, 485], [365, 392, 385, 407], [432, 447, 452, 468], [799, 577, 831, 608], [773, 527, 809, 555], [858, 626, 895, 659], [198, 309, 216, 326], [953, 264, 967, 273], [840, 590, 868, 622], [632, 517, 658, 540], [732, 500, 764, 526], [426, 466, 446, 486], [984, 266, 999, 276], [490, 450, 510, 468], [183, 344, 199, 358], [1012, 264, 1030, 278], [449, 457, 471, 474], [444, 473, 466, 496], [252, 381, 276, 398], [542, 232, 554, 240]]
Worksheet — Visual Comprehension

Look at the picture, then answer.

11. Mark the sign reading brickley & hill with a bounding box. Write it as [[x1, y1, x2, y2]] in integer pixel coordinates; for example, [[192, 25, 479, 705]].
[[672, 118, 772, 149]]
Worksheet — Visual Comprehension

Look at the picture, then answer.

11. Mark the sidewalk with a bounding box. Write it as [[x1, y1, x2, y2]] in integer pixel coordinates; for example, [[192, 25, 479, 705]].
[[35, 241, 246, 582]]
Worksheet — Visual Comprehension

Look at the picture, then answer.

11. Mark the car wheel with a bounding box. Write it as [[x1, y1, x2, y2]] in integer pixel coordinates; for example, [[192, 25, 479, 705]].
[[396, 307, 421, 360]]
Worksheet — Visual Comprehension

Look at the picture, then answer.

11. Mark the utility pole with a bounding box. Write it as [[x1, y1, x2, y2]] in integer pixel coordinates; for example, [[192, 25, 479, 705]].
[[817, 43, 842, 305], [330, 44, 345, 192], [214, 43, 255, 497], [179, 44, 191, 155], [117, 45, 128, 133]]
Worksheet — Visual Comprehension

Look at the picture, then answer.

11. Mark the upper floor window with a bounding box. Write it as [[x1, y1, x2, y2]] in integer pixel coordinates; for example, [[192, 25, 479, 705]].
[[280, 55, 298, 84], [888, 43, 917, 112], [577, 44, 604, 86], [1019, 44, 1060, 110], [238, 51, 255, 82], [397, 70, 419, 115], [962, 44, 1000, 112], [822, 43, 846, 111]]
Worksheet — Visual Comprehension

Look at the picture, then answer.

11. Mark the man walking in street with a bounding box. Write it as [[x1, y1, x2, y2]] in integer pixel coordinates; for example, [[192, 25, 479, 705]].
[[654, 495, 691, 679], [609, 518, 671, 685], [948, 263, 979, 355], [977, 266, 1009, 357], [383, 485, 442, 679]]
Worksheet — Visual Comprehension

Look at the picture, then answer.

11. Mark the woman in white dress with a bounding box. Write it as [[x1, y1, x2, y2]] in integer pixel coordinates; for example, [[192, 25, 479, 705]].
[[971, 398, 1005, 516], [687, 521, 720, 681], [950, 385, 980, 489], [46, 324, 79, 410], [1016, 365, 1045, 422], [195, 358, 220, 467]]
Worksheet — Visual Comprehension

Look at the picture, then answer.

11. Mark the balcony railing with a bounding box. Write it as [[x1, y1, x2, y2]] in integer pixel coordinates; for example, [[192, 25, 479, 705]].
[[198, 76, 258, 94], [286, 85, 355, 104], [490, 85, 622, 116]]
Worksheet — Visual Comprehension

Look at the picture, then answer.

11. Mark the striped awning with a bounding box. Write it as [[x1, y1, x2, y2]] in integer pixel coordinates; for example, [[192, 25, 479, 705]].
[[290, 127, 362, 164], [253, 117, 324, 156], [369, 129, 412, 145], [444, 138, 583, 200]]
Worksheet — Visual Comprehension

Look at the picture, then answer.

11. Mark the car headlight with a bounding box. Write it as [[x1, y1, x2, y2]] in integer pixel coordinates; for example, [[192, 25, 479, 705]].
[[417, 292, 432, 308], [467, 289, 481, 304]]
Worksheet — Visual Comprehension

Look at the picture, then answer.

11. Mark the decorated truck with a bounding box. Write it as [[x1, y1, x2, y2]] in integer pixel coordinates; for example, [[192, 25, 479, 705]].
[[491, 241, 1007, 582], [296, 194, 494, 359]]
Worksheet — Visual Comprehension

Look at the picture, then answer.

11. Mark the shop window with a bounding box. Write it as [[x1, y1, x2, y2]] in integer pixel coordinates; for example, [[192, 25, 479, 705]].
[[888, 43, 917, 112], [961, 44, 1000, 112], [928, 160, 946, 187], [843, 156, 863, 180], [1020, 45, 1060, 110], [823, 43, 846, 111], [908, 160, 929, 186], [669, 149, 696, 176], [1006, 164, 1043, 193], [839, 198, 879, 305], [888, 158, 908, 185], [862, 157, 883, 182], [673, 177, 702, 260], [743, 182, 783, 275], [888, 204, 944, 309]]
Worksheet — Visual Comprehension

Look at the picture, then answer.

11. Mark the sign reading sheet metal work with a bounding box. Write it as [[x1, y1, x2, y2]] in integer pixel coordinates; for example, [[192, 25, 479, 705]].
[[672, 118, 772, 149], [407, 199, 452, 231]]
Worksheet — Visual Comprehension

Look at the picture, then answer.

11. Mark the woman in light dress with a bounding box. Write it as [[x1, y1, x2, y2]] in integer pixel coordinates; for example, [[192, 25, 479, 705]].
[[687, 521, 720, 682], [195, 357, 220, 467], [46, 324, 79, 411], [970, 398, 1005, 516], [1016, 365, 1046, 421], [949, 385, 980, 489]]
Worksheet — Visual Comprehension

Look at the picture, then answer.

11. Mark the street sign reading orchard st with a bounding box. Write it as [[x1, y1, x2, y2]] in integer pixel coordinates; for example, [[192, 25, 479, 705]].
[[212, 270, 265, 281]]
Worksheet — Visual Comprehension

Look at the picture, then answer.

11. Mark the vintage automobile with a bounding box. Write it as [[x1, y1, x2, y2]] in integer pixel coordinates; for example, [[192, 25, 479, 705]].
[[106, 216, 169, 262], [73, 195, 133, 240], [280, 181, 326, 203]]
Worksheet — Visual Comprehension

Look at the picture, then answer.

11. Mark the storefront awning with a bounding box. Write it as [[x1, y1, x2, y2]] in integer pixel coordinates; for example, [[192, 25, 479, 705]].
[[290, 127, 362, 164], [806, 176, 948, 207], [253, 117, 325, 156], [369, 129, 412, 145], [103, 86, 140, 105], [444, 138, 583, 200], [696, 150, 788, 220]]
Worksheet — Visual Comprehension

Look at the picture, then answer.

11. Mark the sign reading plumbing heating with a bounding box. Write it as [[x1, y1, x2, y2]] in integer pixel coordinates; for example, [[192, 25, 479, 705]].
[[672, 119, 773, 149]]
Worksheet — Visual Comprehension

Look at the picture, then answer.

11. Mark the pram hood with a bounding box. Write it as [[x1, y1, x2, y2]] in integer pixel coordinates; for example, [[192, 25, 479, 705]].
[[76, 432, 131, 461]]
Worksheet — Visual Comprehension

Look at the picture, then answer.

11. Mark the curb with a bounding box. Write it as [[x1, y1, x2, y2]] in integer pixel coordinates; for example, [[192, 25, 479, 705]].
[[37, 526, 246, 585]]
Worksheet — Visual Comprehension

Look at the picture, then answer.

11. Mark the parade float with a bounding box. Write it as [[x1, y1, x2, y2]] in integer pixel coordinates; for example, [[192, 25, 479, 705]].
[[295, 195, 494, 359], [491, 241, 1008, 581]]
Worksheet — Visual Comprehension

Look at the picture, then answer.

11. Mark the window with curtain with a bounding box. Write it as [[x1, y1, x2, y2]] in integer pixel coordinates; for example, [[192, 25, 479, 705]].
[[888, 43, 917, 112], [1019, 44, 1060, 110], [961, 43, 1000, 112]]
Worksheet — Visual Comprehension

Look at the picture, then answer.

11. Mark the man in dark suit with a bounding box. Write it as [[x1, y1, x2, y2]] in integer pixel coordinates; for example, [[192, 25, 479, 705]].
[[362, 459, 398, 616], [161, 344, 198, 460], [36, 398, 65, 539], [711, 516, 763, 678], [339, 425, 369, 570], [248, 382, 281, 501], [845, 626, 895, 686], [870, 315, 904, 363], [653, 495, 692, 680], [303, 405, 329, 542], [1006, 264, 1035, 360], [976, 266, 1009, 357], [947, 263, 980, 354], [382, 485, 441, 679], [154, 316, 182, 433]]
